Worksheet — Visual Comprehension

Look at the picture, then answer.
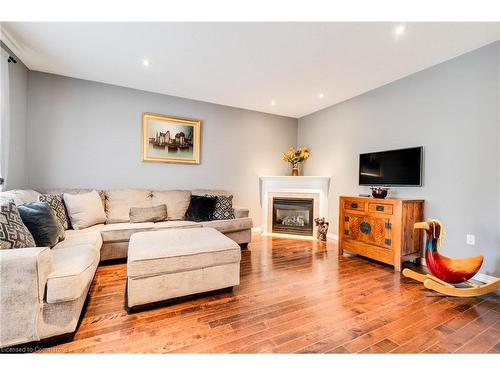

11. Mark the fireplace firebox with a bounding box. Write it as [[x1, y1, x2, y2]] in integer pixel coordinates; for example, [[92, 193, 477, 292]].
[[272, 197, 314, 236]]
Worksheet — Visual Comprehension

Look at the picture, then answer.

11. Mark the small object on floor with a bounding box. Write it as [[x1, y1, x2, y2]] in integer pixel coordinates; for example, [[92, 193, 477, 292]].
[[314, 217, 329, 241], [402, 219, 500, 297]]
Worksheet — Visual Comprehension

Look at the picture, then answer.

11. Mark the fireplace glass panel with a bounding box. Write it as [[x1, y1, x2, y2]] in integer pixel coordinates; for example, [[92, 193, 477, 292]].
[[272, 198, 314, 236]]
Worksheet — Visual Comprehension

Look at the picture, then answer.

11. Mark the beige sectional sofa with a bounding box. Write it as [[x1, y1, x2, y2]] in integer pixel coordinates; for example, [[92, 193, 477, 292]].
[[0, 188, 252, 349]]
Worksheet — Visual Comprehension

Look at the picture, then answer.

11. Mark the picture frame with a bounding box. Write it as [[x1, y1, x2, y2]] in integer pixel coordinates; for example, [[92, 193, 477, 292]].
[[142, 112, 201, 164]]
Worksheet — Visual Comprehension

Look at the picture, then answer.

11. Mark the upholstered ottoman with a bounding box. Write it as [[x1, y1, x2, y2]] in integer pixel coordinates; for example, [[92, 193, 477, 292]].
[[126, 227, 241, 312]]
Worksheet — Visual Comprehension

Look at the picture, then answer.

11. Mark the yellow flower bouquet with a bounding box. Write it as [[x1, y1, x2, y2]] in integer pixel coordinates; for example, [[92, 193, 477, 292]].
[[281, 147, 310, 175]]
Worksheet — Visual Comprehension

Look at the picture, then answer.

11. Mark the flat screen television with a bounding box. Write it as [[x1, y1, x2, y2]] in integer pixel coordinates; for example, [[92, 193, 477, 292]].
[[359, 146, 423, 186]]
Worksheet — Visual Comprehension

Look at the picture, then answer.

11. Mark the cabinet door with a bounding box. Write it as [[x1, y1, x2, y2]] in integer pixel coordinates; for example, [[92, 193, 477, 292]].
[[343, 214, 393, 249]]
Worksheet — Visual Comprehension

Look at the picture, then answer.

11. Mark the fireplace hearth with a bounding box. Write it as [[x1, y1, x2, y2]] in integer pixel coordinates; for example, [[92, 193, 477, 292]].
[[272, 197, 314, 236]]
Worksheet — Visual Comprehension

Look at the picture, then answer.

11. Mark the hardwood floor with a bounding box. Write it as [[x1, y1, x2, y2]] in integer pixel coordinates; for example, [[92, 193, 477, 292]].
[[41, 234, 499, 354]]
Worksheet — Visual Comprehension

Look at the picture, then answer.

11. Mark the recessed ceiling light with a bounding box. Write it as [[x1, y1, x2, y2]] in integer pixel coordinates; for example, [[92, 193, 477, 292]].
[[142, 59, 150, 67], [271, 100, 276, 106], [395, 25, 405, 36], [318, 93, 325, 99]]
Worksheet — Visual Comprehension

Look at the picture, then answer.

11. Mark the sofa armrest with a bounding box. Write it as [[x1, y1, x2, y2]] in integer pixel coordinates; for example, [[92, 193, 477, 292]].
[[0, 247, 52, 348], [233, 207, 249, 219]]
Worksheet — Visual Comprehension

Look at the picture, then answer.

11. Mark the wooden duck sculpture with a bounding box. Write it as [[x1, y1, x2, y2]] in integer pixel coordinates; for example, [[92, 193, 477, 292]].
[[403, 219, 499, 297]]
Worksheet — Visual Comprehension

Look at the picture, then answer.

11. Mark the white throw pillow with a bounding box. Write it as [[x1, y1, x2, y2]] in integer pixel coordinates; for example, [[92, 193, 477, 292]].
[[63, 190, 106, 230]]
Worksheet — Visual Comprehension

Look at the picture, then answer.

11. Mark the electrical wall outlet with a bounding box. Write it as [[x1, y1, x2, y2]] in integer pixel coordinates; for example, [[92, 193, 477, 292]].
[[466, 234, 475, 245]]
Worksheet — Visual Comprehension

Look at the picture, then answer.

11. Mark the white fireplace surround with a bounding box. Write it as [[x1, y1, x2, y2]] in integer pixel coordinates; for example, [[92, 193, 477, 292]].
[[259, 176, 331, 236]]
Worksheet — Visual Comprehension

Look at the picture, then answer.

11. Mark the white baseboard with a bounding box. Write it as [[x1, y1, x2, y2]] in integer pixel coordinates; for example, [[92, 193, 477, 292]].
[[420, 258, 496, 284], [253, 227, 338, 242], [252, 227, 339, 241]]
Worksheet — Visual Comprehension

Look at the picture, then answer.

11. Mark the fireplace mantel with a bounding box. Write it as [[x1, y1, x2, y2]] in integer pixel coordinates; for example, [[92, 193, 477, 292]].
[[259, 176, 331, 236]]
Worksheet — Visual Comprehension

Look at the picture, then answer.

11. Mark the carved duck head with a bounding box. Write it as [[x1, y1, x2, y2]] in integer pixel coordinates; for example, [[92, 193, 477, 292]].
[[414, 219, 446, 248]]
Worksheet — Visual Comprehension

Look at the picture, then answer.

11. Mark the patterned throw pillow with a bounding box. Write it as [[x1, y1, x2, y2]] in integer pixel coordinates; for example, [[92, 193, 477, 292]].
[[206, 195, 235, 221], [39, 194, 70, 230], [0, 201, 36, 249]]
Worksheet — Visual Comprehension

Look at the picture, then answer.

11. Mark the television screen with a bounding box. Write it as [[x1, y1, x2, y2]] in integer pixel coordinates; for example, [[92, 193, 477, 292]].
[[359, 147, 423, 186]]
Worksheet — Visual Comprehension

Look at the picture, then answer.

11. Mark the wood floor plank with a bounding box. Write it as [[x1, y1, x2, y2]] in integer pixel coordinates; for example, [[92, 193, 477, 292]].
[[35, 234, 499, 353], [454, 327, 500, 353], [360, 338, 399, 353]]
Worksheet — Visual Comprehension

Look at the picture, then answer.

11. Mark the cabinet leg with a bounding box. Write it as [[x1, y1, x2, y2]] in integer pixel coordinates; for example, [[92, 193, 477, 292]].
[[394, 262, 402, 272]]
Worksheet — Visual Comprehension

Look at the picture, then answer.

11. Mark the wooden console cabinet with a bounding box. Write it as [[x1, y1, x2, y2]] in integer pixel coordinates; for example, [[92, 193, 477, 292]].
[[338, 196, 424, 271]]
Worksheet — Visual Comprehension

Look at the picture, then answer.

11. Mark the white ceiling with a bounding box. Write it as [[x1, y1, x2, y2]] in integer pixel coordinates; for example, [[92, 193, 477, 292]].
[[2, 22, 500, 118]]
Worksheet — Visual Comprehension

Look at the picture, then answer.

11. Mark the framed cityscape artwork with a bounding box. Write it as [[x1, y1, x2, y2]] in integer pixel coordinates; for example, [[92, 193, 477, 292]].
[[142, 112, 201, 164]]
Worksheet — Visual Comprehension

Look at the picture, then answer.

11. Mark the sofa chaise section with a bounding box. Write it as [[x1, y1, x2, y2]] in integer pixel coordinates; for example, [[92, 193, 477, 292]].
[[0, 231, 102, 348]]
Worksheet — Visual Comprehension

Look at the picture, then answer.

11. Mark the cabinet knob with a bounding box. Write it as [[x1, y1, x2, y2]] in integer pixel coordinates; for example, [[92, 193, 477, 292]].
[[376, 205, 384, 212], [350, 203, 358, 209]]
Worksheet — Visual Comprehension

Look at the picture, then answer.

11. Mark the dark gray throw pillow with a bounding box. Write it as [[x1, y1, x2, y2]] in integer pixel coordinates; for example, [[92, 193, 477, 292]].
[[18, 202, 65, 248], [129, 204, 167, 223], [0, 201, 36, 249], [184, 195, 217, 222], [205, 194, 235, 221], [39, 194, 70, 230]]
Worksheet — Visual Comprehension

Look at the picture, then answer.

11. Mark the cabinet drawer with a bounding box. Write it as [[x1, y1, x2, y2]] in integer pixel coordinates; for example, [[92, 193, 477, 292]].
[[368, 203, 393, 215], [344, 200, 366, 211]]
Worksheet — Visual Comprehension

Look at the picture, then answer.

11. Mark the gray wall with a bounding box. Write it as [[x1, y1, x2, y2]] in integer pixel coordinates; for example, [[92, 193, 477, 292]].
[[298, 41, 500, 275], [26, 72, 297, 226], [2, 43, 28, 190]]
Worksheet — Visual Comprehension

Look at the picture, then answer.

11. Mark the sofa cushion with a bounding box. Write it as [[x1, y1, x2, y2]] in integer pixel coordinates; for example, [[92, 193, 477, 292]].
[[201, 217, 253, 234], [106, 189, 152, 224], [64, 224, 105, 236], [0, 201, 36, 249], [0, 189, 41, 206], [44, 189, 106, 207], [39, 194, 70, 230], [151, 190, 191, 220], [127, 227, 241, 277], [46, 245, 99, 303], [52, 230, 102, 251], [153, 220, 202, 230], [184, 195, 217, 222], [129, 204, 167, 223], [100, 222, 155, 243], [18, 202, 65, 247], [63, 191, 107, 230]]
